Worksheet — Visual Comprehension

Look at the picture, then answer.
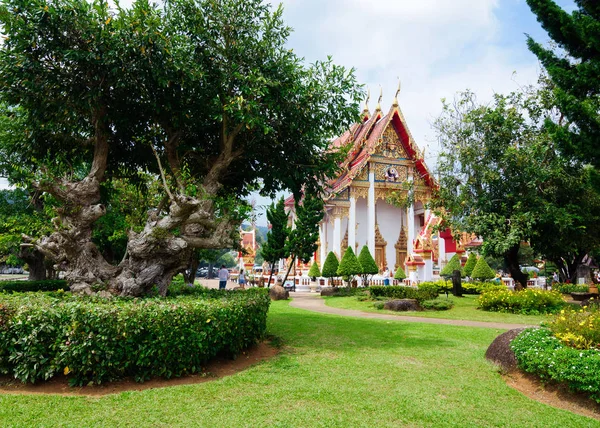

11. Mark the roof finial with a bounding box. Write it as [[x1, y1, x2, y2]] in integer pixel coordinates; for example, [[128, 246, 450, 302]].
[[393, 79, 401, 107], [363, 88, 371, 114], [375, 86, 383, 111]]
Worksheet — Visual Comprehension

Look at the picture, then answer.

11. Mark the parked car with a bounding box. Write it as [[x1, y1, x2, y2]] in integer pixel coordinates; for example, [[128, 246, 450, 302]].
[[196, 267, 218, 278]]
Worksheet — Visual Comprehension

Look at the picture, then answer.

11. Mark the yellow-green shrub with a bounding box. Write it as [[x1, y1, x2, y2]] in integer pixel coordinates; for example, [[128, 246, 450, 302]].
[[478, 288, 565, 314]]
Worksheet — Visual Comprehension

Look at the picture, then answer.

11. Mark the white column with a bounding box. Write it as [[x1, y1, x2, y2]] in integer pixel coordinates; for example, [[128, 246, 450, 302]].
[[333, 216, 342, 258], [368, 171, 376, 255], [349, 196, 356, 252], [319, 223, 326, 268], [407, 204, 415, 255], [423, 256, 433, 281], [438, 235, 446, 267]]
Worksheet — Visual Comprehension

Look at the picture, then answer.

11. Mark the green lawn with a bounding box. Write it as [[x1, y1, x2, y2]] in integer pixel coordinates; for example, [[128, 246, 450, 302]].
[[323, 294, 551, 325], [0, 300, 595, 427]]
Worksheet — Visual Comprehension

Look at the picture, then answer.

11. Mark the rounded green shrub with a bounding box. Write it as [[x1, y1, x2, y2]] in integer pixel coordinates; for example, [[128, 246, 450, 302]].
[[421, 298, 454, 310], [322, 251, 339, 283], [471, 256, 495, 281], [307, 262, 321, 279], [440, 254, 461, 278], [337, 247, 361, 285], [511, 328, 600, 403], [358, 246, 378, 276], [393, 265, 407, 281], [463, 252, 478, 277]]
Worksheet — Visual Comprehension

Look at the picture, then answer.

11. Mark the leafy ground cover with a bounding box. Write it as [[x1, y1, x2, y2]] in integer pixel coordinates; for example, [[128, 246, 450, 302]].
[[323, 294, 549, 325], [0, 301, 595, 426]]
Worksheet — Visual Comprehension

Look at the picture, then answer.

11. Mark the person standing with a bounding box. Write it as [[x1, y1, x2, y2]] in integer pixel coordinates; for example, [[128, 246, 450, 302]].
[[383, 267, 390, 286], [238, 268, 246, 289], [218, 265, 229, 290]]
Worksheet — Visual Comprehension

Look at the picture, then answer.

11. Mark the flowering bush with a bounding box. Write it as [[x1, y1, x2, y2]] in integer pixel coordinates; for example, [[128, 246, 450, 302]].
[[0, 289, 270, 385], [553, 283, 589, 294], [544, 302, 600, 349], [478, 288, 565, 314], [511, 328, 600, 403]]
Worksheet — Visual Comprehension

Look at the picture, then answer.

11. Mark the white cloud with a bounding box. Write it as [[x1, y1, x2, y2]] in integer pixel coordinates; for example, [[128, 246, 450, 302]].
[[278, 0, 541, 168]]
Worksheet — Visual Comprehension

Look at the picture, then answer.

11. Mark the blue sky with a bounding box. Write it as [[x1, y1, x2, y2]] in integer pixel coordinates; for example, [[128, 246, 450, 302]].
[[0, 0, 577, 225]]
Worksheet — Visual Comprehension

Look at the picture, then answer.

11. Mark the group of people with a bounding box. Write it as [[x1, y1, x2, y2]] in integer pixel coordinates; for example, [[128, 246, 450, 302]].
[[217, 265, 247, 289]]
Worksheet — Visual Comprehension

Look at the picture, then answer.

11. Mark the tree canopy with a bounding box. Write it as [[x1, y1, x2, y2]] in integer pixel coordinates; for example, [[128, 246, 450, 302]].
[[463, 252, 478, 278], [432, 88, 600, 287], [0, 0, 361, 295], [526, 0, 600, 170]]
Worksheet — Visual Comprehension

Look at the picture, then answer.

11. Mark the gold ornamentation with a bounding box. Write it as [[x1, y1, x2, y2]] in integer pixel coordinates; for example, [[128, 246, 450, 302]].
[[355, 165, 368, 181], [350, 186, 369, 199], [373, 163, 408, 182], [380, 125, 408, 159], [331, 206, 349, 219], [374, 223, 388, 271], [395, 227, 407, 271], [341, 226, 348, 251]]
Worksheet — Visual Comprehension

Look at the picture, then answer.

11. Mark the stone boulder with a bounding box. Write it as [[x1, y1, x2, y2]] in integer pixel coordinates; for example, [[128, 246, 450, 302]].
[[320, 287, 338, 296], [269, 285, 289, 301], [383, 299, 421, 312], [485, 328, 525, 372]]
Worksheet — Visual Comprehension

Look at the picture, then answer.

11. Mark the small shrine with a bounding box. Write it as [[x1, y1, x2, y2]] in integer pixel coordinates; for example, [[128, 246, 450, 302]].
[[238, 228, 257, 273]]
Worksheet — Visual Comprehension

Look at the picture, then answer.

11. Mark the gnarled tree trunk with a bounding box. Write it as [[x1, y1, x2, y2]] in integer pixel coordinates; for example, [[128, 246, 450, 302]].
[[504, 244, 528, 289]]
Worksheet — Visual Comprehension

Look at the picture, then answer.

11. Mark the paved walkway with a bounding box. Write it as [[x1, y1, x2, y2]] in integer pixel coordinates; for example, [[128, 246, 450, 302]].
[[288, 292, 533, 330]]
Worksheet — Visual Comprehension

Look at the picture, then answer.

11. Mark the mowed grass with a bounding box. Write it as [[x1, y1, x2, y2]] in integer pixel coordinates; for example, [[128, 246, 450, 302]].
[[0, 301, 595, 427], [323, 293, 551, 325]]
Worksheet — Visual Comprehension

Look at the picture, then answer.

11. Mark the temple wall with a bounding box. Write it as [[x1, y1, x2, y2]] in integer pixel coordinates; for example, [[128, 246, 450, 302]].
[[355, 198, 369, 251], [376, 200, 402, 271]]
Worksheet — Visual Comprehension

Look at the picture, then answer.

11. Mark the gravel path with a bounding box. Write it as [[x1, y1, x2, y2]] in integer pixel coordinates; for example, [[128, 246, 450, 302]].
[[288, 292, 535, 330]]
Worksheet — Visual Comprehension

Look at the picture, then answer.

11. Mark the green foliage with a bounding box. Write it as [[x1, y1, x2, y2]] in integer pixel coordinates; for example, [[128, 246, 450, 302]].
[[478, 289, 565, 315], [337, 247, 361, 285], [463, 253, 477, 277], [357, 246, 378, 275], [470, 257, 495, 281], [421, 299, 454, 311], [286, 194, 324, 264], [0, 280, 68, 293], [0, 289, 270, 385], [321, 251, 339, 282], [307, 262, 320, 280], [369, 285, 438, 303], [440, 254, 461, 278], [545, 304, 600, 350], [526, 0, 600, 169], [262, 198, 290, 268], [553, 283, 589, 294], [417, 282, 440, 298], [393, 265, 407, 280], [511, 328, 600, 403], [432, 88, 600, 286]]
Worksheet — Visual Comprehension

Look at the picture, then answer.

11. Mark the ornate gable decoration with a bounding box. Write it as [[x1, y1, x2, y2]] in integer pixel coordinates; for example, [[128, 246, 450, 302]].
[[379, 125, 408, 159]]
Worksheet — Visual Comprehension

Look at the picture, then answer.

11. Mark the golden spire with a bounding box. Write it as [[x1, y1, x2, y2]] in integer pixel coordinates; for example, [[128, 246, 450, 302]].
[[362, 88, 371, 118], [375, 86, 383, 112], [393, 79, 401, 107]]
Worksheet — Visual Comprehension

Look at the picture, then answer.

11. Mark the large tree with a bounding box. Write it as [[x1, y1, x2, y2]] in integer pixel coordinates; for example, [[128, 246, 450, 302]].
[[526, 0, 600, 169], [0, 0, 361, 295], [261, 198, 290, 287], [432, 88, 600, 288], [281, 193, 324, 285]]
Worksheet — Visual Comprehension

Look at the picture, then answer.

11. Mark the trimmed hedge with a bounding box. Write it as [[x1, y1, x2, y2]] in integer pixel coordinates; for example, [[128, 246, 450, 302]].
[[478, 288, 565, 315], [0, 288, 270, 385], [419, 280, 502, 296], [369, 285, 438, 302], [0, 280, 69, 293], [511, 328, 600, 403]]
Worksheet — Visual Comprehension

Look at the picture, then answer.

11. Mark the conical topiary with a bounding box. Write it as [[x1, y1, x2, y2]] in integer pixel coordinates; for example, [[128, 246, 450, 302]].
[[308, 262, 320, 280], [394, 265, 406, 281], [322, 251, 340, 285], [337, 247, 362, 286], [358, 245, 378, 286], [463, 252, 477, 277], [440, 254, 461, 278], [471, 256, 495, 281]]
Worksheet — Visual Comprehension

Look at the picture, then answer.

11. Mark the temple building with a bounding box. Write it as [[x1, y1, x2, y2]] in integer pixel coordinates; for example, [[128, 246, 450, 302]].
[[287, 88, 479, 282]]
